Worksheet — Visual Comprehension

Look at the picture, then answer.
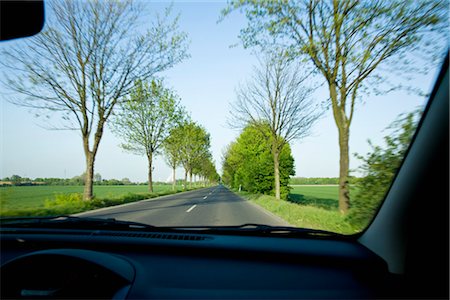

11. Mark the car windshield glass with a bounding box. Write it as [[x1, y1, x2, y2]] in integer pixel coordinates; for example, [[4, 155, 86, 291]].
[[1, 0, 448, 235]]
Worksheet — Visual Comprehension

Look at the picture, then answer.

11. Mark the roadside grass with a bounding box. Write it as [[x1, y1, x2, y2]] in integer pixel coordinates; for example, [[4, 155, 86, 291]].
[[237, 186, 362, 235], [0, 185, 204, 217]]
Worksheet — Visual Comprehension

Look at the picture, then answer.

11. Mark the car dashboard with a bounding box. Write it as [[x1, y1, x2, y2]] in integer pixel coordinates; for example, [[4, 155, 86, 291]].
[[1, 227, 390, 299]]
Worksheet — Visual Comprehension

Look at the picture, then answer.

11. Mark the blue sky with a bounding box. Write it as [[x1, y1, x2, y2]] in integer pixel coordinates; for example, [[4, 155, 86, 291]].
[[0, 1, 443, 182]]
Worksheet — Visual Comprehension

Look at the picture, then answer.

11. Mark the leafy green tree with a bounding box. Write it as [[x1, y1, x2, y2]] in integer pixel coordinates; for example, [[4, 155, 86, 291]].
[[163, 128, 183, 191], [112, 80, 185, 192], [3, 1, 189, 200], [231, 53, 319, 200], [347, 110, 421, 228], [223, 123, 295, 199], [222, 0, 446, 212], [193, 157, 219, 186], [169, 121, 212, 190]]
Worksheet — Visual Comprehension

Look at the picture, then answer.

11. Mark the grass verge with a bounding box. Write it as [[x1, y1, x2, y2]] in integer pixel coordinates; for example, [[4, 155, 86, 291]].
[[237, 191, 361, 235], [0, 187, 204, 217]]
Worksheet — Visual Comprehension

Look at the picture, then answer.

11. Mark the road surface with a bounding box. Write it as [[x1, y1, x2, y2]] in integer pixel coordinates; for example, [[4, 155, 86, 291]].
[[75, 185, 289, 227]]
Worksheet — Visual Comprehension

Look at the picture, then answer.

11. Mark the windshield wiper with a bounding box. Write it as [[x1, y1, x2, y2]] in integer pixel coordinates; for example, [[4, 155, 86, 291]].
[[0, 215, 156, 231], [168, 223, 346, 238]]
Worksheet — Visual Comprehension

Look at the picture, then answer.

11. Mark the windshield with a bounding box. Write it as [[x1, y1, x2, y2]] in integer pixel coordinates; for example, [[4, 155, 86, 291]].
[[1, 0, 448, 235]]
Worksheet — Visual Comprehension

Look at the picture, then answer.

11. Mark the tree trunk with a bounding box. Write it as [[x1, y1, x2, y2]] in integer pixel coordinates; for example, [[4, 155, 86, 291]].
[[184, 169, 188, 191], [172, 166, 176, 191], [329, 83, 351, 214], [338, 125, 350, 213], [273, 148, 281, 200], [189, 171, 192, 189], [83, 150, 95, 200], [147, 153, 153, 193]]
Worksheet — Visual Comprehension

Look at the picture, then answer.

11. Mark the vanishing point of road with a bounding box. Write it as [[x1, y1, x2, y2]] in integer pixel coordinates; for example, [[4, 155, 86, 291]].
[[76, 185, 289, 227]]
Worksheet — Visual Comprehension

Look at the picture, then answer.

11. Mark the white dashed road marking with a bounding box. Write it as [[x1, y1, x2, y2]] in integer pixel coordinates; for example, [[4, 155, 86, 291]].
[[186, 205, 197, 213]]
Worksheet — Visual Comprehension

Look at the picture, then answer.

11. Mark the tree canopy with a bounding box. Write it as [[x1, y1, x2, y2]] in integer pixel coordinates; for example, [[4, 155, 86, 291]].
[[112, 79, 186, 192], [165, 121, 212, 189], [222, 122, 295, 199]]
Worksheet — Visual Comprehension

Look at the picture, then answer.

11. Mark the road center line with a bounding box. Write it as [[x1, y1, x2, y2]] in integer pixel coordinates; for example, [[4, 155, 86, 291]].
[[186, 205, 197, 213], [203, 196, 208, 199]]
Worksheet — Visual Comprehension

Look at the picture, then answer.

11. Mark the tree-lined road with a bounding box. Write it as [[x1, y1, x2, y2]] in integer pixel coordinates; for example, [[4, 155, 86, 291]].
[[75, 185, 289, 227]]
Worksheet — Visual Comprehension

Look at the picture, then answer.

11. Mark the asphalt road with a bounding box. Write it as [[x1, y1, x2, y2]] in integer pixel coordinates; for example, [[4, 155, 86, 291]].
[[75, 185, 289, 227]]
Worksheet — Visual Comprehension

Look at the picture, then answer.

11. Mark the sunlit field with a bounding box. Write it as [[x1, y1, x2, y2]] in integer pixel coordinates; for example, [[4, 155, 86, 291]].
[[0, 185, 178, 211]]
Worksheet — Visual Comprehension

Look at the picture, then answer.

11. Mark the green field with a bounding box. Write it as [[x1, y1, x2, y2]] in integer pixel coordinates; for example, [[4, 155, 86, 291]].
[[0, 185, 178, 211], [289, 186, 340, 210], [240, 185, 362, 234]]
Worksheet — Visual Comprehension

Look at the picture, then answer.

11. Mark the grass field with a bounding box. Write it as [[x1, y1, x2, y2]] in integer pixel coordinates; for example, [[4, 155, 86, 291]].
[[289, 186, 340, 210], [0, 185, 179, 211], [239, 185, 361, 234]]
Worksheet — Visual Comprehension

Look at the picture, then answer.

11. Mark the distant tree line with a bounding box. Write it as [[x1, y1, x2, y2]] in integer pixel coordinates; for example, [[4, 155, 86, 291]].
[[0, 174, 137, 187], [290, 177, 361, 185], [0, 174, 213, 188]]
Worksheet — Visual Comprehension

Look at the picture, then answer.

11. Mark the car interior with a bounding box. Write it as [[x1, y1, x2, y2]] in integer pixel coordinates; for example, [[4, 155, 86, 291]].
[[1, 2, 448, 299]]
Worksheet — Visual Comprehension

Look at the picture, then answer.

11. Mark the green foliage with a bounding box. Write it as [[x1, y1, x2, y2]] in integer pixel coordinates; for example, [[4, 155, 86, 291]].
[[112, 79, 186, 157], [168, 121, 214, 186], [222, 0, 447, 94], [223, 0, 446, 211], [290, 177, 338, 185], [45, 193, 85, 210], [0, 175, 140, 186], [289, 177, 361, 185], [162, 121, 218, 186], [111, 79, 188, 192], [163, 128, 182, 170], [223, 123, 295, 199], [347, 111, 421, 227]]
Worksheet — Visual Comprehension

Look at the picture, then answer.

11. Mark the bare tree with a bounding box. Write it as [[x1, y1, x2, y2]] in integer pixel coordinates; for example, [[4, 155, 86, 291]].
[[231, 53, 320, 200], [2, 1, 189, 200]]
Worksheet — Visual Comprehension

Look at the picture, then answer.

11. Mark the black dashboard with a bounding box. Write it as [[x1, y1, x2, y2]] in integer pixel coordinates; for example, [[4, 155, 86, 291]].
[[1, 228, 390, 299]]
